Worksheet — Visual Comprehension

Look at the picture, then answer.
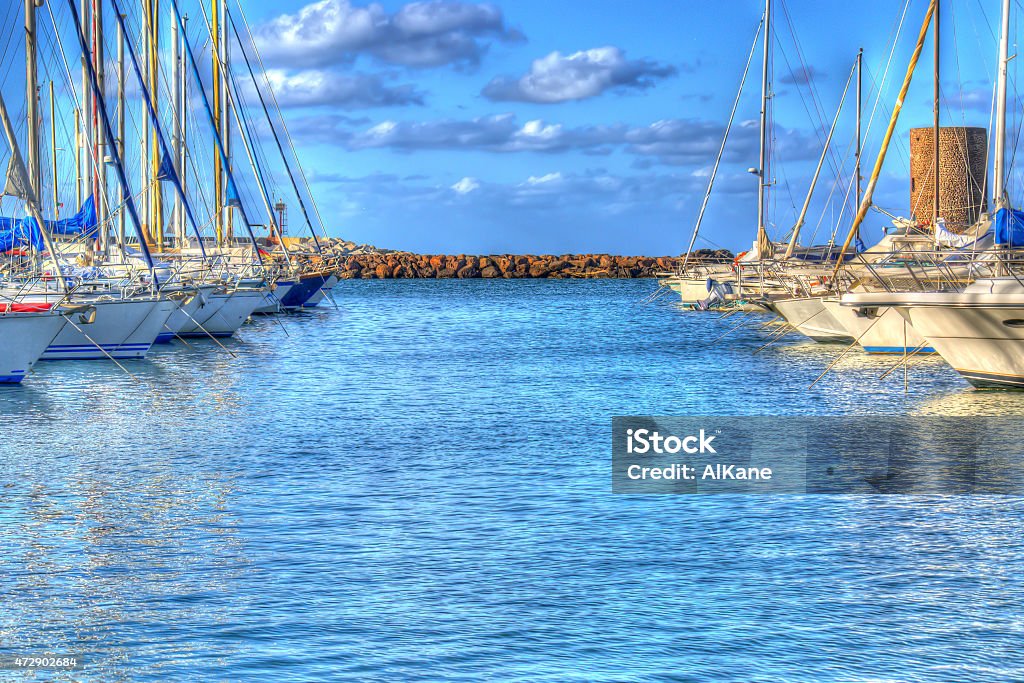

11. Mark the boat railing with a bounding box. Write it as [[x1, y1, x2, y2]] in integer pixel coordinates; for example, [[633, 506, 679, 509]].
[[667, 256, 736, 279], [844, 248, 1024, 293]]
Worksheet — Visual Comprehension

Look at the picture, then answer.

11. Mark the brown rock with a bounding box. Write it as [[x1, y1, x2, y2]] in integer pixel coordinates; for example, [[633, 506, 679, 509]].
[[456, 265, 480, 278], [480, 265, 501, 278], [529, 263, 549, 277]]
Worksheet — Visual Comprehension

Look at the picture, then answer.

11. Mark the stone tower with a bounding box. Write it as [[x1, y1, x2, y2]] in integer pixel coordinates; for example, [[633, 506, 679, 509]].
[[909, 126, 988, 232]]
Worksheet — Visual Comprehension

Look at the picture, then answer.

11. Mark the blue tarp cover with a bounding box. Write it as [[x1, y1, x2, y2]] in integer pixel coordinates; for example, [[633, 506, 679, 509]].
[[0, 196, 97, 253], [994, 207, 1024, 246]]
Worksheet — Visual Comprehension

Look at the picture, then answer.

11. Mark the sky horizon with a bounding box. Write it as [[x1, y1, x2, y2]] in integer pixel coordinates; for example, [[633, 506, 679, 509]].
[[0, 0, 1017, 256]]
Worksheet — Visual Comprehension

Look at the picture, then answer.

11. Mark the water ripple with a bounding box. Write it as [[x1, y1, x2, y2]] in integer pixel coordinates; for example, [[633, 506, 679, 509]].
[[0, 280, 1021, 681]]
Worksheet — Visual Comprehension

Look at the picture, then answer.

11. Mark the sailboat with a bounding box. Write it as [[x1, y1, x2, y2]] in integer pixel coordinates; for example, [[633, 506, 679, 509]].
[[774, 0, 942, 348], [661, 0, 860, 312], [840, 0, 1024, 387]]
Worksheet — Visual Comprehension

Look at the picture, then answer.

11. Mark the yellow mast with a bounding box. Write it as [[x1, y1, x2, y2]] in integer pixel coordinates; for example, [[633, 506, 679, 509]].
[[832, 0, 937, 278]]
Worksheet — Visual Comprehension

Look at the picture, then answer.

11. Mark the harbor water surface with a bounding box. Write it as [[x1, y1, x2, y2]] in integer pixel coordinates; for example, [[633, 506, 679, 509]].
[[1, 279, 1022, 681]]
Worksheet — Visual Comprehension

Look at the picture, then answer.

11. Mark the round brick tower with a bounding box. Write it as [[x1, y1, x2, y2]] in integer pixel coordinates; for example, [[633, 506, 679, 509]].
[[909, 126, 988, 232]]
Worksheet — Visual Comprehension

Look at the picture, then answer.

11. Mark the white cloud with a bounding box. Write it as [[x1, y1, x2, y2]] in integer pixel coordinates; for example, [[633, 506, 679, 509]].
[[525, 172, 562, 185], [295, 114, 817, 166], [482, 47, 676, 103], [263, 69, 424, 108], [256, 0, 523, 69], [451, 177, 480, 194]]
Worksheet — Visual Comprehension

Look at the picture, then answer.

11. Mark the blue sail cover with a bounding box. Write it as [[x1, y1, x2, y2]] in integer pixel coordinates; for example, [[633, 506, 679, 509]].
[[994, 207, 1024, 246], [0, 215, 46, 252], [0, 196, 98, 253]]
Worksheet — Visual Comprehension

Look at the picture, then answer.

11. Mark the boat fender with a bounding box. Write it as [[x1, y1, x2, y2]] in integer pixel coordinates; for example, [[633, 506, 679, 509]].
[[78, 306, 98, 325]]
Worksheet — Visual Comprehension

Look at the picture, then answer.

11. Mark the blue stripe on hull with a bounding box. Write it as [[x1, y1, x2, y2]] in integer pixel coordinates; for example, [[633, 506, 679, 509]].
[[41, 343, 153, 360], [176, 332, 235, 339], [154, 333, 175, 344], [46, 344, 152, 350], [863, 346, 936, 354], [0, 371, 27, 384]]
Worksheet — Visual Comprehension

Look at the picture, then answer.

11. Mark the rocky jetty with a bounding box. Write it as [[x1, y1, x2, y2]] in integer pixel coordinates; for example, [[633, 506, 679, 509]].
[[320, 243, 734, 280]]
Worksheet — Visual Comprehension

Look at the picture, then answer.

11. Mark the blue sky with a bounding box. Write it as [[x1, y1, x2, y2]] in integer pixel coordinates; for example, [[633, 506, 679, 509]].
[[239, 0, 1015, 255], [0, 0, 1017, 255]]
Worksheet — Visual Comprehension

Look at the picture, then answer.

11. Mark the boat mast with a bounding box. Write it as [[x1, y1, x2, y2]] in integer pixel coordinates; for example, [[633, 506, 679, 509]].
[[25, 0, 41, 198], [993, 0, 1010, 210], [932, 0, 940, 226], [219, 31, 295, 266], [680, 18, 762, 272], [220, 0, 233, 244], [212, 0, 224, 247], [74, 110, 82, 208], [66, 0, 157, 275], [171, 11, 184, 246], [107, 2, 209, 259], [855, 48, 863, 210], [179, 14, 190, 248], [117, 11, 126, 247], [49, 82, 58, 219], [755, 0, 771, 259], [140, 0, 151, 246], [91, 0, 107, 255], [785, 57, 856, 259], [0, 92, 67, 293], [833, 0, 937, 275], [232, 3, 333, 244], [167, 0, 264, 263], [147, 0, 163, 251]]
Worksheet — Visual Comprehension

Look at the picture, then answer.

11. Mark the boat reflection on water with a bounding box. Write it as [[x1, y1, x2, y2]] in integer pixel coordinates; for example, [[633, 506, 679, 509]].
[[807, 417, 1024, 494]]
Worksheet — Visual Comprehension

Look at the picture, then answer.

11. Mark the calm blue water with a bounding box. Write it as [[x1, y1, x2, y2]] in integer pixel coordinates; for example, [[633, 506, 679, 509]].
[[1, 279, 1022, 682]]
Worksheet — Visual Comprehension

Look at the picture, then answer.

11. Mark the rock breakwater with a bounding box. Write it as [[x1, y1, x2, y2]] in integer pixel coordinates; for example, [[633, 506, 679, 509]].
[[334, 249, 733, 279]]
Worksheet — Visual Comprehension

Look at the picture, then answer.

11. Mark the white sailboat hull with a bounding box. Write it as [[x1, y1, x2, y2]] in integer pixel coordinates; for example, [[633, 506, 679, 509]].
[[175, 289, 230, 337], [905, 305, 1024, 388], [0, 312, 67, 383], [821, 299, 933, 354], [843, 278, 1024, 388], [660, 275, 715, 303], [253, 281, 295, 315], [43, 299, 162, 360], [773, 296, 854, 343], [198, 289, 265, 337]]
